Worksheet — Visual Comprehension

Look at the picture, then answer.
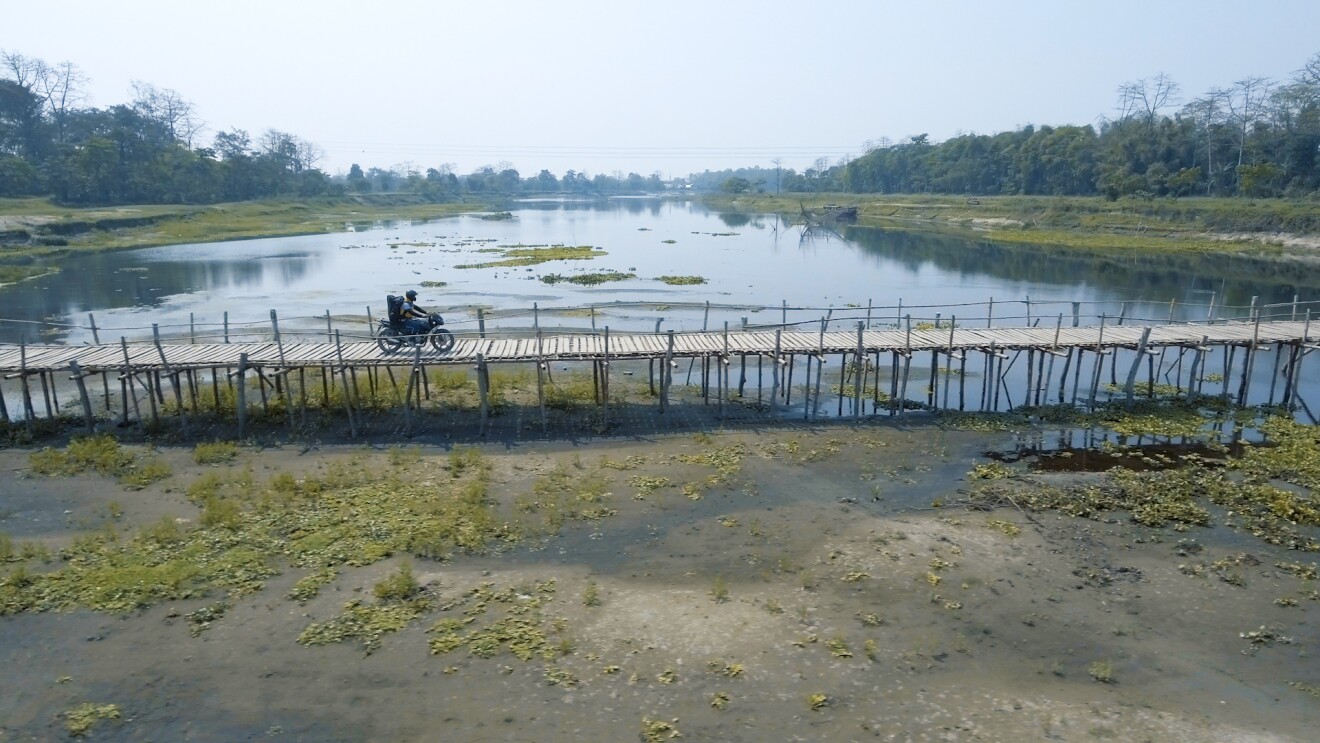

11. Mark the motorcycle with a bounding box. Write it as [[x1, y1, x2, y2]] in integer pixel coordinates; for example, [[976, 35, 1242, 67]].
[[375, 312, 455, 354]]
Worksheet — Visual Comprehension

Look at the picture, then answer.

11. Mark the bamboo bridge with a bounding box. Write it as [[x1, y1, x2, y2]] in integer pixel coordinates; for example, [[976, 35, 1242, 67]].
[[1, 297, 1316, 438]]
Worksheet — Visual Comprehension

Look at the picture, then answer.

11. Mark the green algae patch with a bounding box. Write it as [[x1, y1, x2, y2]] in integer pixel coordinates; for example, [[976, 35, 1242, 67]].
[[1, 451, 519, 618], [963, 413, 1320, 550], [515, 462, 616, 532], [427, 580, 567, 662], [28, 434, 171, 490], [1234, 416, 1320, 491], [456, 244, 604, 269], [298, 596, 430, 653], [193, 440, 240, 464], [657, 275, 707, 285], [64, 702, 121, 737], [540, 270, 635, 285]]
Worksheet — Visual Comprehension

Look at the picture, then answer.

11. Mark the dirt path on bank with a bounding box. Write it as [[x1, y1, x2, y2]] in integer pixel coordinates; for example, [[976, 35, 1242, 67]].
[[1, 423, 1317, 742]]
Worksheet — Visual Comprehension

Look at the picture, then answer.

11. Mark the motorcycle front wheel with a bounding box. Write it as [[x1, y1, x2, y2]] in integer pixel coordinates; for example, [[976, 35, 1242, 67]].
[[376, 326, 404, 354], [428, 328, 455, 353]]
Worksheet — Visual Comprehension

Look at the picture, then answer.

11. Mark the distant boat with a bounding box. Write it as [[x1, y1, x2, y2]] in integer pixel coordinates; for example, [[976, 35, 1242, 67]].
[[820, 204, 858, 220], [805, 204, 858, 223]]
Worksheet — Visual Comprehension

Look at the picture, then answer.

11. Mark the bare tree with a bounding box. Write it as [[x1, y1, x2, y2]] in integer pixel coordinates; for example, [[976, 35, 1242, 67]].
[[1226, 76, 1274, 168], [1, 51, 87, 144], [131, 81, 203, 146], [1115, 73, 1181, 125], [34, 61, 86, 143], [259, 129, 321, 173], [0, 50, 41, 87], [1181, 89, 1230, 194], [1300, 51, 1320, 89]]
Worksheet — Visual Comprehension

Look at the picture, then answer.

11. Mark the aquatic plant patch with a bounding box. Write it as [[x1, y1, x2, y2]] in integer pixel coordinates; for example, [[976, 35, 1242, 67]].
[[0, 453, 518, 618], [657, 275, 707, 285], [28, 435, 171, 490], [455, 244, 604, 269], [540, 271, 635, 286]]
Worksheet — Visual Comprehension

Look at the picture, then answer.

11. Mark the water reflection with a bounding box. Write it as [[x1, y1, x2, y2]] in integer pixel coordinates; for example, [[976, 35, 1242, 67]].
[[0, 200, 1314, 346]]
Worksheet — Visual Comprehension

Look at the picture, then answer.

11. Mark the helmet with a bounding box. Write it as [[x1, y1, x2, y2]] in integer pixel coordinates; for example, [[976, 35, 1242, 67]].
[[405, 290, 418, 301]]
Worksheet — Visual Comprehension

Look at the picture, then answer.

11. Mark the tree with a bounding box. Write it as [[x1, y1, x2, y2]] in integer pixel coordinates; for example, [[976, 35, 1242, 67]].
[[720, 176, 750, 193], [347, 163, 369, 192], [1166, 167, 1201, 197], [1115, 73, 1180, 126], [1227, 76, 1274, 171], [533, 168, 558, 192], [0, 78, 44, 157], [132, 81, 203, 147], [213, 128, 251, 160]]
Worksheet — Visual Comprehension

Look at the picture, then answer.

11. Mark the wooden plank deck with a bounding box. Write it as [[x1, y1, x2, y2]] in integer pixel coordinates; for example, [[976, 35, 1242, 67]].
[[0, 319, 1312, 374]]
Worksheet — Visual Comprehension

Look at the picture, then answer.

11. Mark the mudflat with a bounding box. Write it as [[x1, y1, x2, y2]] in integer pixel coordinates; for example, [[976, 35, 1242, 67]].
[[1, 420, 1316, 742]]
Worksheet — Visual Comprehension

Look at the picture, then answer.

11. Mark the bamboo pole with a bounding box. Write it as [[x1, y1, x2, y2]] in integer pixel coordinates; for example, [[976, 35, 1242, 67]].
[[230, 354, 245, 437], [536, 329, 547, 430], [38, 367, 53, 419], [854, 322, 864, 419], [270, 310, 295, 430], [475, 354, 490, 435], [602, 327, 611, 429], [153, 324, 188, 434], [69, 360, 94, 434], [18, 341, 36, 431], [403, 344, 422, 436], [333, 330, 356, 438], [661, 330, 675, 415], [1123, 327, 1153, 404]]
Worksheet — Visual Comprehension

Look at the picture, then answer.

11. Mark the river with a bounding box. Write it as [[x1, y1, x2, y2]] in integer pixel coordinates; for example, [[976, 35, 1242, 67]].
[[1, 197, 1314, 347]]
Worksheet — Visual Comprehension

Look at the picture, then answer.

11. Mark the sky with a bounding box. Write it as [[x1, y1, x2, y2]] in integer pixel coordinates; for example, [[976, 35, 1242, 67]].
[[6, 0, 1320, 179]]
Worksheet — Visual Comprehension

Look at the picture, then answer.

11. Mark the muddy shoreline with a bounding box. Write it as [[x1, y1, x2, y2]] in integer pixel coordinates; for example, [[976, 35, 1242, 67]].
[[1, 416, 1318, 741]]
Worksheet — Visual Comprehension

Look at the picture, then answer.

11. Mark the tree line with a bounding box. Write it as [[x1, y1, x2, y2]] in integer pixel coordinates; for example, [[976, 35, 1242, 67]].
[[4, 49, 1318, 205], [843, 55, 1320, 199], [707, 55, 1320, 200], [0, 50, 669, 205]]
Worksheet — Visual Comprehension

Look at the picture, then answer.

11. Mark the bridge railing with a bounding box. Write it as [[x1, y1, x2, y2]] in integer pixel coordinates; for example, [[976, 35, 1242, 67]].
[[1, 295, 1316, 348]]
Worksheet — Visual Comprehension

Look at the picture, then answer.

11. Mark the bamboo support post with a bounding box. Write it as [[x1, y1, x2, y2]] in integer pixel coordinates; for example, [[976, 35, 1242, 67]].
[[602, 327, 611, 429], [943, 318, 955, 408], [38, 368, 53, 419], [853, 323, 865, 419], [661, 330, 675, 415], [333, 330, 356, 438], [536, 330, 547, 430], [153, 324, 188, 434], [785, 353, 794, 407], [270, 310, 295, 430], [17, 341, 36, 430], [1123, 327, 1153, 404], [68, 360, 94, 434], [236, 353, 248, 437], [402, 345, 422, 437]]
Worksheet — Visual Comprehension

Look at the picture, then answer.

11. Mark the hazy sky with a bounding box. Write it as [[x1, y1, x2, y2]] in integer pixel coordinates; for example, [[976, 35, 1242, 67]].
[[6, 1, 1320, 179]]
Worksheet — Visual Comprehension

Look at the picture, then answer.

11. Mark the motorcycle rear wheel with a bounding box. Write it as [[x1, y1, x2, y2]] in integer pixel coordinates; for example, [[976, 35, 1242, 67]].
[[375, 326, 404, 354]]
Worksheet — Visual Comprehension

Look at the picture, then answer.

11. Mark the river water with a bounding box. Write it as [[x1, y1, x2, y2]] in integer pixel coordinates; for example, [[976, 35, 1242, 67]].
[[2, 197, 1315, 346], [1, 197, 1317, 417]]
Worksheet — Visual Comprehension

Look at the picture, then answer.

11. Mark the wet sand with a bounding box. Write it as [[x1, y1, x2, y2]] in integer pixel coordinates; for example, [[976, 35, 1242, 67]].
[[1, 421, 1317, 742]]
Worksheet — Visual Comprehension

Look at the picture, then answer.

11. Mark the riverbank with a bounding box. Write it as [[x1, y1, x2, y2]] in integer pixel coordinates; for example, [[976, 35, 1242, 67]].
[[1, 406, 1317, 741], [710, 193, 1320, 260], [0, 195, 489, 285]]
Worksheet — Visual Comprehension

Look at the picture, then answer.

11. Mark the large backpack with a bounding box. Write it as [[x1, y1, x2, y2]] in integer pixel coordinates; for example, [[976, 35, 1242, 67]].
[[386, 294, 404, 324]]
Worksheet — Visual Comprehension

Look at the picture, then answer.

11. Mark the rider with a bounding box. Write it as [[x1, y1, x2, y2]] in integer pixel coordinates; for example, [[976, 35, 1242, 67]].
[[399, 289, 430, 335]]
